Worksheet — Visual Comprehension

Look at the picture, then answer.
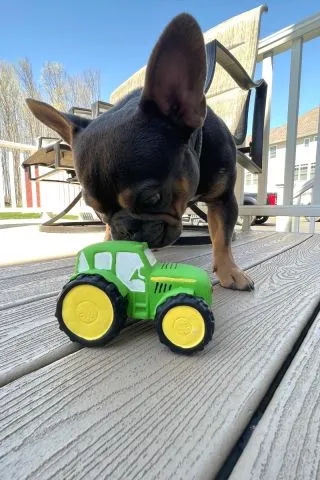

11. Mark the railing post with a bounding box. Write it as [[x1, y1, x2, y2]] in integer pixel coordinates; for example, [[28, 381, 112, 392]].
[[31, 167, 37, 208], [258, 54, 273, 205], [312, 107, 320, 205], [8, 151, 17, 208], [235, 165, 251, 231], [235, 164, 245, 205], [275, 184, 284, 205], [282, 38, 303, 231], [0, 154, 4, 208], [275, 183, 287, 231], [309, 107, 320, 233], [20, 152, 27, 208]]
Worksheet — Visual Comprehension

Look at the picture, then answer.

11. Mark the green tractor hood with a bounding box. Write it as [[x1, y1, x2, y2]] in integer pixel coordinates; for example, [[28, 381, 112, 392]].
[[150, 262, 212, 306]]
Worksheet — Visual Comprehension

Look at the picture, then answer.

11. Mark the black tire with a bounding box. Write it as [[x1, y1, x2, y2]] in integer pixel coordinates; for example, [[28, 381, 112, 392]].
[[55, 274, 127, 347], [254, 216, 269, 225], [155, 294, 214, 355]]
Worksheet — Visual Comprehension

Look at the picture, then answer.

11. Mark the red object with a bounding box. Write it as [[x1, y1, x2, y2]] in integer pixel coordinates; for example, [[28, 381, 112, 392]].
[[24, 167, 41, 207], [267, 193, 277, 205], [24, 169, 33, 207]]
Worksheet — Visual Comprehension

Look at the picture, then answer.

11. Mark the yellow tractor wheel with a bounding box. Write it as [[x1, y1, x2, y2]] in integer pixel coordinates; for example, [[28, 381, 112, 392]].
[[56, 275, 127, 346], [155, 294, 214, 354]]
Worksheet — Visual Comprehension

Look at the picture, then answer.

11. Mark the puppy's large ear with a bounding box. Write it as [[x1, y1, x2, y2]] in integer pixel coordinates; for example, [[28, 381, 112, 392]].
[[141, 13, 207, 130], [26, 98, 91, 145]]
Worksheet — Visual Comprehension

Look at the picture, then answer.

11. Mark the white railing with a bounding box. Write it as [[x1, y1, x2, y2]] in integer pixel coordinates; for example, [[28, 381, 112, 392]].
[[0, 140, 36, 209], [0, 140, 87, 214], [239, 11, 320, 233]]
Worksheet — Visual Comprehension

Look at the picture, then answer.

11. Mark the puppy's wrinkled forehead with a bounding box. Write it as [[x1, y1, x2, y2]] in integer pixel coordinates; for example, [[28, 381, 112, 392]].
[[74, 110, 184, 190]]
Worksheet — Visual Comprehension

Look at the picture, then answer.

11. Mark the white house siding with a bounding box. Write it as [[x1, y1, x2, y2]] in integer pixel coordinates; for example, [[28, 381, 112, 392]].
[[245, 135, 318, 204]]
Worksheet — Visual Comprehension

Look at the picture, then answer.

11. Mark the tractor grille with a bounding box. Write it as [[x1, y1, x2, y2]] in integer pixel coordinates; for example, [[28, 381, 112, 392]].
[[160, 263, 178, 270], [154, 282, 173, 293]]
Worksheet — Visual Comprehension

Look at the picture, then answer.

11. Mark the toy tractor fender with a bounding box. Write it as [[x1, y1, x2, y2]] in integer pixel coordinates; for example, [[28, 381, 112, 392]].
[[152, 287, 195, 318], [72, 270, 129, 299]]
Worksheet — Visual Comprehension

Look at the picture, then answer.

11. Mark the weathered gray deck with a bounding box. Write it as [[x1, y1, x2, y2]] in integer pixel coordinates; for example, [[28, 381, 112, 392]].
[[1, 231, 320, 479]]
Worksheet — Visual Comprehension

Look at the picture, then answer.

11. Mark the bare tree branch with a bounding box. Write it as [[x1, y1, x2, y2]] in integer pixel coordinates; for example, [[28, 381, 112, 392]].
[[0, 59, 101, 205]]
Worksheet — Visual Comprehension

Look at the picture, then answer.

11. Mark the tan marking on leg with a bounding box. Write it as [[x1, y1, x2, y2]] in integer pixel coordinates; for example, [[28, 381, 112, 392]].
[[104, 224, 112, 241], [201, 173, 229, 204], [207, 205, 254, 291]]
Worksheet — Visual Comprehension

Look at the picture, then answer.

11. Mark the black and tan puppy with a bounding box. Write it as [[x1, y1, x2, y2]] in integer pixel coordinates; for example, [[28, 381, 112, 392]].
[[26, 13, 253, 291]]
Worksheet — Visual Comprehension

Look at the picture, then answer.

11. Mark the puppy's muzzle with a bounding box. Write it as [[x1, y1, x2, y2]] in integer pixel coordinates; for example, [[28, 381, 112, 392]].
[[110, 211, 182, 248]]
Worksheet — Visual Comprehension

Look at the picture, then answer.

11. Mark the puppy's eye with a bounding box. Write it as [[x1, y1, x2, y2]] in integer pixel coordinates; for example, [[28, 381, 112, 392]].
[[145, 193, 161, 206]]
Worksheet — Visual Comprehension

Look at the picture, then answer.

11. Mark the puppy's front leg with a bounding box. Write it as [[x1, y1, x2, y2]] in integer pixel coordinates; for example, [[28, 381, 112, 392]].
[[207, 194, 254, 291], [104, 224, 112, 241]]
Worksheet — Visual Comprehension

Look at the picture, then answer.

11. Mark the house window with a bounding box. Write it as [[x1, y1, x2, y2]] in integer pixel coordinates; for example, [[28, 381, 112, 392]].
[[245, 172, 258, 186], [300, 164, 308, 181], [311, 163, 316, 178], [295, 163, 311, 182], [269, 145, 277, 158], [314, 135, 318, 142], [245, 171, 259, 187], [304, 138, 310, 148]]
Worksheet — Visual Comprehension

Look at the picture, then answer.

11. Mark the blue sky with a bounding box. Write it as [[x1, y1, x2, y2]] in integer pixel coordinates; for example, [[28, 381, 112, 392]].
[[1, 0, 319, 128]]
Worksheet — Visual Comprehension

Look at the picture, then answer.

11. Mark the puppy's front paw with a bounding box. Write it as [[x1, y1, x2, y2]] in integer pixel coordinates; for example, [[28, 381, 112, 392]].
[[215, 265, 254, 291]]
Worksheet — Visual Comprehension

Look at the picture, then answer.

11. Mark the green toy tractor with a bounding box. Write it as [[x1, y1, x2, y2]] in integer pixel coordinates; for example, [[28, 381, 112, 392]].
[[56, 241, 214, 354]]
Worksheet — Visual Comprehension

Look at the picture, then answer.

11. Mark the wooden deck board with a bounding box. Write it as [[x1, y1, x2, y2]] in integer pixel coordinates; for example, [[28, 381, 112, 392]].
[[0, 297, 79, 386], [0, 232, 307, 386], [0, 232, 303, 307], [0, 230, 272, 281], [0, 256, 73, 280], [230, 311, 320, 480], [0, 234, 320, 479]]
